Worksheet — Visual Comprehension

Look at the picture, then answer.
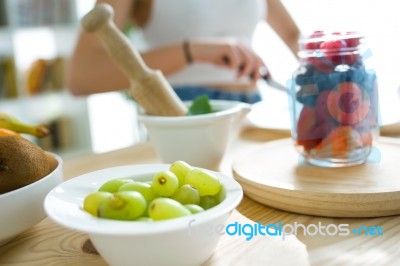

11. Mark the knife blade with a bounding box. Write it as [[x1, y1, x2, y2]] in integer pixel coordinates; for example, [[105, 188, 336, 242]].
[[262, 75, 287, 93]]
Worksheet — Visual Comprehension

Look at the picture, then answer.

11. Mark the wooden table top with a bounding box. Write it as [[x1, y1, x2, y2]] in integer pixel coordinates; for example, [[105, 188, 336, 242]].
[[1, 125, 399, 266]]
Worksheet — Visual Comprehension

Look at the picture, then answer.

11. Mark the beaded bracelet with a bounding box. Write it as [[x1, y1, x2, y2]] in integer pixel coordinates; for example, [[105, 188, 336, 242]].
[[183, 40, 193, 64]]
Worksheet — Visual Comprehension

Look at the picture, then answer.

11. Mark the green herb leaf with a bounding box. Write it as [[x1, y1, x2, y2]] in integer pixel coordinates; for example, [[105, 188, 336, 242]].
[[187, 95, 213, 116]]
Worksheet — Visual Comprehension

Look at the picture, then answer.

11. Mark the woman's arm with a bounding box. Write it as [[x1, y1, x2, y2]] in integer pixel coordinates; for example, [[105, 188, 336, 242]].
[[266, 0, 301, 57], [67, 0, 136, 95]]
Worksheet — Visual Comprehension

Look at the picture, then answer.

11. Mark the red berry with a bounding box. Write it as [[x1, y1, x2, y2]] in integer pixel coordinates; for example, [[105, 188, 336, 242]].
[[305, 41, 322, 50], [343, 54, 360, 65], [305, 30, 325, 50], [320, 39, 347, 51], [346, 38, 359, 47], [320, 39, 347, 65], [344, 32, 361, 47]]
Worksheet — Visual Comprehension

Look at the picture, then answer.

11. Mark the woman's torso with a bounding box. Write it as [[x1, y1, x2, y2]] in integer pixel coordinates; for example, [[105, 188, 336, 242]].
[[137, 0, 266, 87]]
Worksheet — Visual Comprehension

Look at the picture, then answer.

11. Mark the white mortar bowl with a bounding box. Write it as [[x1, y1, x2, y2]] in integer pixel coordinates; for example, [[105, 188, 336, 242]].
[[44, 164, 243, 266], [0, 153, 63, 246], [139, 100, 251, 170]]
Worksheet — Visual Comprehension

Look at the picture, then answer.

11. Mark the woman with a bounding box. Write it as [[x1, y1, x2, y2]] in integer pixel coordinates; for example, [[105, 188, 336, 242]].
[[67, 0, 300, 103]]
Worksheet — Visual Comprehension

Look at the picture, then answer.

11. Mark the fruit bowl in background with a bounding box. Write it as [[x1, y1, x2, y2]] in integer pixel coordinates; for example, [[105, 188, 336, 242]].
[[138, 100, 251, 170], [44, 164, 243, 266], [0, 153, 63, 246]]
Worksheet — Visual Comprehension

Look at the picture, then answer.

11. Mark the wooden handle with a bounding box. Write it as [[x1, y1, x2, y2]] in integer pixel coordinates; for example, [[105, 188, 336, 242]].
[[81, 3, 150, 84], [81, 3, 187, 116]]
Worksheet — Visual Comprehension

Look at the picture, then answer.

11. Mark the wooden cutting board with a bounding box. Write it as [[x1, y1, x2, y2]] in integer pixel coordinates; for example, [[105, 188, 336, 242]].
[[232, 137, 400, 218]]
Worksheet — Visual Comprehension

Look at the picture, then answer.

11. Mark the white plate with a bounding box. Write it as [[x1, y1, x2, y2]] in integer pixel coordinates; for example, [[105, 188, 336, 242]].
[[246, 87, 291, 131]]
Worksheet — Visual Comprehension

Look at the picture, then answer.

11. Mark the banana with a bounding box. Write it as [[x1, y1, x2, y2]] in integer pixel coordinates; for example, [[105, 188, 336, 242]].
[[0, 113, 50, 138]]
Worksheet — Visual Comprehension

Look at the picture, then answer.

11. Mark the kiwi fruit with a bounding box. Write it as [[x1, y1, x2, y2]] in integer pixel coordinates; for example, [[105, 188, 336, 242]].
[[0, 136, 51, 194]]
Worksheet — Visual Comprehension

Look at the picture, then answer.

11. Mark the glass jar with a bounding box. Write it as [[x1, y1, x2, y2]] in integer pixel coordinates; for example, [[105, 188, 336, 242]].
[[289, 31, 379, 167]]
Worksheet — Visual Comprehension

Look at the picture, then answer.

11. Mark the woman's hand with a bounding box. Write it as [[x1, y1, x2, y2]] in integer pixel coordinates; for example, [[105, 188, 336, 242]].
[[188, 38, 268, 84]]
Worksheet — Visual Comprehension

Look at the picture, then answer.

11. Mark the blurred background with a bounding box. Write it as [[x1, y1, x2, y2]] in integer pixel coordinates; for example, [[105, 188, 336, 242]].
[[0, 0, 399, 157]]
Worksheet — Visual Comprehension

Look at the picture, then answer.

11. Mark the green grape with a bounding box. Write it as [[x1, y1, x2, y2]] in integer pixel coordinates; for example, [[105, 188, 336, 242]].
[[98, 178, 133, 193], [98, 191, 147, 220], [119, 182, 156, 201], [199, 195, 218, 210], [151, 171, 179, 197], [169, 160, 192, 186], [171, 184, 200, 205], [135, 217, 153, 222], [184, 204, 204, 214], [185, 169, 221, 196], [83, 191, 113, 217], [148, 198, 191, 221], [213, 184, 226, 204], [141, 203, 150, 217]]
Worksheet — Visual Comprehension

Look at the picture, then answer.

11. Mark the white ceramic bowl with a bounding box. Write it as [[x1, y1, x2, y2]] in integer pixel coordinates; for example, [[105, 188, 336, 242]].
[[139, 100, 251, 170], [44, 164, 243, 266], [0, 153, 63, 246]]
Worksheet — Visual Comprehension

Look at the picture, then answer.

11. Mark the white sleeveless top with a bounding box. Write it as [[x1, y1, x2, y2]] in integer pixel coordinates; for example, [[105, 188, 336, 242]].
[[140, 0, 266, 86]]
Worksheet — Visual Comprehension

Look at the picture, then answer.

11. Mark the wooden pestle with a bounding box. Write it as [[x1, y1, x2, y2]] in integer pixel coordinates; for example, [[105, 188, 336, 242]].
[[81, 3, 187, 116]]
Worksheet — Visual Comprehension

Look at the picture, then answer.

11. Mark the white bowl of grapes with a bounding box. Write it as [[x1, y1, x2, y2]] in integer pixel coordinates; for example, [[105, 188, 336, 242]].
[[44, 161, 243, 266]]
